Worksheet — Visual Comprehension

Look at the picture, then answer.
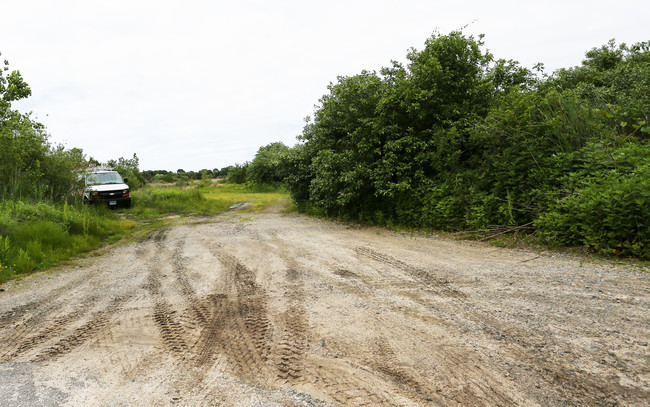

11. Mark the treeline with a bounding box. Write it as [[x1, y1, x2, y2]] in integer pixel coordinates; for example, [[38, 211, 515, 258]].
[[141, 167, 231, 185], [1, 53, 141, 279], [225, 142, 291, 185], [242, 32, 650, 258], [1, 55, 85, 201], [1, 53, 147, 201]]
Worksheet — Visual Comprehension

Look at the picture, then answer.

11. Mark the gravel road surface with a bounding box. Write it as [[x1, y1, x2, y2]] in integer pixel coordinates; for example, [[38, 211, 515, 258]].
[[0, 211, 648, 406]]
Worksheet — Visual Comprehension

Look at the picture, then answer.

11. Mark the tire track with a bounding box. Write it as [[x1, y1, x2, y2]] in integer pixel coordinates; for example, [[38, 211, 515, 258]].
[[0, 297, 96, 361], [240, 240, 312, 385], [268, 241, 483, 405], [305, 362, 403, 407], [471, 313, 641, 406], [153, 301, 190, 355], [355, 246, 466, 298], [215, 248, 272, 361], [0, 264, 114, 333], [368, 336, 440, 404], [210, 247, 273, 383], [147, 231, 230, 378], [267, 241, 410, 404], [135, 230, 209, 405], [275, 263, 309, 384], [277, 305, 308, 383], [32, 294, 132, 362], [191, 294, 228, 367], [366, 305, 520, 405], [220, 302, 270, 383], [171, 238, 201, 300], [146, 229, 193, 359], [169, 237, 229, 371], [1, 244, 157, 362]]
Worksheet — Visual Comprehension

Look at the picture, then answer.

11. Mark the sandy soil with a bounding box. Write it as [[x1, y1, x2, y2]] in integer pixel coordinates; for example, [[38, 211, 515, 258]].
[[0, 210, 648, 406]]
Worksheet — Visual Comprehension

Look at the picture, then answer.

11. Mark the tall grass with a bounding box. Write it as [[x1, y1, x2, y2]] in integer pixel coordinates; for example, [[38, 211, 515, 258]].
[[130, 183, 289, 216], [130, 186, 229, 216], [0, 200, 134, 283], [201, 183, 290, 212]]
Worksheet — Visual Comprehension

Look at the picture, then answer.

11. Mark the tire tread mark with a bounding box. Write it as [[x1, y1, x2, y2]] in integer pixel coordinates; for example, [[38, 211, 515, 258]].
[[32, 295, 131, 362], [153, 301, 190, 355], [275, 265, 309, 384], [210, 247, 273, 383], [2, 313, 83, 360], [191, 294, 227, 367], [0, 265, 116, 332], [307, 364, 400, 407], [355, 246, 465, 298], [369, 336, 444, 405]]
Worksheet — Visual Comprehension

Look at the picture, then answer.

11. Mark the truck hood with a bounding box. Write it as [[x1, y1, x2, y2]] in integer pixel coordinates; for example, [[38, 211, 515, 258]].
[[86, 183, 129, 192]]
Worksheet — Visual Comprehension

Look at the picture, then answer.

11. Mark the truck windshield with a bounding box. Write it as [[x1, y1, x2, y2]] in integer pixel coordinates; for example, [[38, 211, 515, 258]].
[[86, 172, 124, 185]]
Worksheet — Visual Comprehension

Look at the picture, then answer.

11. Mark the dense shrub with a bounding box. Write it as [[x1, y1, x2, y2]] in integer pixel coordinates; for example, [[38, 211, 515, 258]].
[[227, 163, 249, 184], [281, 31, 650, 258], [537, 145, 650, 257]]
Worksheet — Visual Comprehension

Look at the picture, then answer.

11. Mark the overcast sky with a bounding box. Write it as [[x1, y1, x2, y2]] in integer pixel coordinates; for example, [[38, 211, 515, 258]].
[[2, 0, 648, 171]]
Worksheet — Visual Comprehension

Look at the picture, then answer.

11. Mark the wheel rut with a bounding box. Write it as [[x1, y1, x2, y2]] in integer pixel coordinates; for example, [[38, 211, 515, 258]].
[[355, 246, 466, 298], [276, 267, 309, 384], [210, 247, 273, 383], [32, 294, 133, 362]]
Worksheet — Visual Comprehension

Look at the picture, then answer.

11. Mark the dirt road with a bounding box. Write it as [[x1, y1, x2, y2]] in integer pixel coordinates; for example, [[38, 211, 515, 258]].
[[0, 211, 648, 406]]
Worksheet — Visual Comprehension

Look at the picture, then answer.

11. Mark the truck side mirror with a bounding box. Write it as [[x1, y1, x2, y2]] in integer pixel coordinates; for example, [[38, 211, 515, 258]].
[[123, 178, 128, 183]]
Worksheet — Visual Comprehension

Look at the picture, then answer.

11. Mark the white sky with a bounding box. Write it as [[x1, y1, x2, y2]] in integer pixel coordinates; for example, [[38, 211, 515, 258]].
[[2, 0, 648, 171]]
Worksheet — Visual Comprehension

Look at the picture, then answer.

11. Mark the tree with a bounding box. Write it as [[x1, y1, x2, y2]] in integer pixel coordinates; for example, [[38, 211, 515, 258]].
[[287, 31, 497, 222], [1, 53, 31, 120], [107, 153, 145, 188], [226, 163, 248, 184], [247, 142, 291, 184]]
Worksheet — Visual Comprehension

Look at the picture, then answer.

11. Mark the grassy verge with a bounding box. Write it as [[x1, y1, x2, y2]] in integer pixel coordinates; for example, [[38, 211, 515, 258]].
[[0, 183, 289, 284], [0, 200, 136, 283]]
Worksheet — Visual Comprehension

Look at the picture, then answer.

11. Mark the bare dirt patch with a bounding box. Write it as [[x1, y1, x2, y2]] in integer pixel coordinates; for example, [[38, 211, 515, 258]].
[[0, 211, 648, 406]]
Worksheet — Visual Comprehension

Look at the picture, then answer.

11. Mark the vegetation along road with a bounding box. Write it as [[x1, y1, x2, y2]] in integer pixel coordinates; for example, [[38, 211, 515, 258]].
[[0, 208, 648, 406]]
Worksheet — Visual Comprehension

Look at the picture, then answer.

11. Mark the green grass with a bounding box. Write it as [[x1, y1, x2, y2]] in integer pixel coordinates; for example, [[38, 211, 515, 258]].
[[0, 200, 136, 283], [128, 183, 289, 217], [201, 183, 289, 212], [0, 183, 289, 284], [129, 186, 222, 217]]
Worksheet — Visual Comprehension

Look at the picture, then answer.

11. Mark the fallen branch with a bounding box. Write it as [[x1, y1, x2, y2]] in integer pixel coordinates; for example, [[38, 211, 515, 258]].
[[480, 222, 535, 241]]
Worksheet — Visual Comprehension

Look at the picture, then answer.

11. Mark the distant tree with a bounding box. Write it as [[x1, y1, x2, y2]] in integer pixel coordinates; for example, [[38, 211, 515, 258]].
[[227, 163, 248, 184], [216, 166, 233, 177], [247, 142, 291, 184], [107, 153, 145, 188]]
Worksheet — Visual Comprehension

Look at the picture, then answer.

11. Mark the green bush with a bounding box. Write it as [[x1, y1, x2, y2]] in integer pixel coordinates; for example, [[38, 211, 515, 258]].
[[537, 163, 650, 257], [281, 33, 649, 258]]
